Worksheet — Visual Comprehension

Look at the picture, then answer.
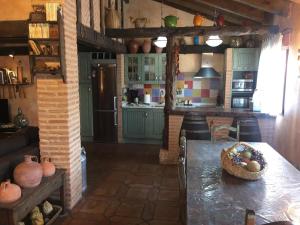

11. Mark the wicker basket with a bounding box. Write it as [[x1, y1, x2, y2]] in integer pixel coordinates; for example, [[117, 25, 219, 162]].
[[221, 142, 267, 180]]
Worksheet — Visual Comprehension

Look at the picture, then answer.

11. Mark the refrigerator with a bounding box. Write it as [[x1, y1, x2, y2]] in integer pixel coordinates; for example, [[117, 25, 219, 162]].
[[92, 64, 118, 142]]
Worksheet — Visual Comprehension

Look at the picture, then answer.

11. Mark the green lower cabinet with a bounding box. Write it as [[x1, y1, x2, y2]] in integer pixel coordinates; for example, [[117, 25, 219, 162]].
[[79, 84, 93, 141], [122, 108, 164, 144]]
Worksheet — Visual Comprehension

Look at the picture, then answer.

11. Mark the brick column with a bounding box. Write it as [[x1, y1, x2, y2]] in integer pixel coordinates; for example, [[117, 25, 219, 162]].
[[36, 0, 82, 209]]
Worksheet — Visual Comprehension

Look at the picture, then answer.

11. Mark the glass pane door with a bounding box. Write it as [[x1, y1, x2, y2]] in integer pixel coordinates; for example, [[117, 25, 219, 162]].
[[143, 55, 157, 82], [128, 56, 140, 82]]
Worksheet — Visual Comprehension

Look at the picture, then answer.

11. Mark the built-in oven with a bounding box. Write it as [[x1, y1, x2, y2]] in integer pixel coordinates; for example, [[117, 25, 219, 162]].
[[232, 96, 250, 108], [232, 79, 254, 93]]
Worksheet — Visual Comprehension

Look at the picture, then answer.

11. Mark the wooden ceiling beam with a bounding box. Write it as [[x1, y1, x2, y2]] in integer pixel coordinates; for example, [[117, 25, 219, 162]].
[[231, 0, 290, 16], [106, 25, 279, 38], [188, 0, 273, 24], [77, 23, 127, 53], [153, 0, 258, 26]]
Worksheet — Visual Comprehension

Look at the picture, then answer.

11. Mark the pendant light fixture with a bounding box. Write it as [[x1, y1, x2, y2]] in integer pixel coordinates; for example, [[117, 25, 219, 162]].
[[206, 11, 223, 47], [154, 0, 167, 48]]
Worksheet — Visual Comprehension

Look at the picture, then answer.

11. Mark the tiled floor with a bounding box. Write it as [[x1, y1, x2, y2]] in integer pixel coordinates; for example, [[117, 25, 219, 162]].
[[55, 143, 182, 225]]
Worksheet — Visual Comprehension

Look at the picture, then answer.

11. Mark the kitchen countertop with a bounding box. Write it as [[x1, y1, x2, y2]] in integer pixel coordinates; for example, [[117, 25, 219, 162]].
[[172, 106, 274, 118], [122, 102, 164, 109], [186, 141, 300, 225]]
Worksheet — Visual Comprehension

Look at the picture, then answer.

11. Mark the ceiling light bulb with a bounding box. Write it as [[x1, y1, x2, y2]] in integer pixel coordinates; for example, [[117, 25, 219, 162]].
[[206, 35, 223, 47], [154, 36, 167, 48]]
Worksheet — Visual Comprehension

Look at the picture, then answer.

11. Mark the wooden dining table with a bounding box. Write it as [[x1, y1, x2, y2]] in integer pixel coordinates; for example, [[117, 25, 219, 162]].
[[186, 141, 300, 225]]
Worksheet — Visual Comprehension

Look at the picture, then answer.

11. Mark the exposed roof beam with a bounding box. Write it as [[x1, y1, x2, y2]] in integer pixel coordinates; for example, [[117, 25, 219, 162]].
[[153, 0, 256, 26], [106, 25, 279, 38], [231, 0, 290, 16], [187, 0, 273, 24], [77, 23, 127, 53]]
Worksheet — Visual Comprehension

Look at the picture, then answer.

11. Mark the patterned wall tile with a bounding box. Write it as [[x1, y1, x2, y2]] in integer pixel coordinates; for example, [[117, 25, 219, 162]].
[[193, 80, 201, 89], [177, 73, 184, 80], [184, 89, 193, 97], [176, 81, 184, 89], [209, 89, 219, 98], [193, 97, 202, 103], [201, 79, 209, 88], [192, 89, 201, 96], [152, 88, 160, 97], [144, 84, 152, 88], [201, 89, 210, 98], [210, 79, 220, 89], [185, 80, 193, 89]]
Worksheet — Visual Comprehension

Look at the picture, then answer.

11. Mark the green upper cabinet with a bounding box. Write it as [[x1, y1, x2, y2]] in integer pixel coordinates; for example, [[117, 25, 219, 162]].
[[142, 54, 159, 83], [232, 48, 260, 71], [125, 54, 142, 83], [158, 53, 166, 82], [124, 54, 166, 84]]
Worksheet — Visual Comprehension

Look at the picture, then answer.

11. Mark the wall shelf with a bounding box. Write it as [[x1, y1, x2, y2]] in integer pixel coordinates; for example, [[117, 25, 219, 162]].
[[179, 44, 230, 54]]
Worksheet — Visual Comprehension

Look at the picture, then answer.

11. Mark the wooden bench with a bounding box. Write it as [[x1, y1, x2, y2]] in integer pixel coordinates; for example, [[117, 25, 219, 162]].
[[0, 169, 65, 225]]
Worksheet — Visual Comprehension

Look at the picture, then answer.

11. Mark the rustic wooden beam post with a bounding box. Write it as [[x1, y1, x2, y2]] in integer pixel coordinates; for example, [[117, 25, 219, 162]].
[[163, 36, 176, 149], [76, 0, 82, 23], [89, 0, 94, 29], [100, 0, 106, 34]]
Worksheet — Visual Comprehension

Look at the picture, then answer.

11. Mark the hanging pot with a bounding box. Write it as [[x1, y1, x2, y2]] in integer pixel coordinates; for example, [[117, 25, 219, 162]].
[[14, 155, 43, 188], [142, 39, 152, 53], [105, 7, 120, 28], [216, 14, 225, 27], [163, 15, 179, 27], [128, 39, 139, 54], [155, 46, 163, 53], [41, 157, 56, 177], [0, 180, 22, 204], [193, 13, 204, 27]]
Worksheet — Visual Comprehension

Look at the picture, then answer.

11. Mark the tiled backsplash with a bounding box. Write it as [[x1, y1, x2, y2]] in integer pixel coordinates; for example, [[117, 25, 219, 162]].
[[176, 73, 221, 103], [126, 73, 221, 103]]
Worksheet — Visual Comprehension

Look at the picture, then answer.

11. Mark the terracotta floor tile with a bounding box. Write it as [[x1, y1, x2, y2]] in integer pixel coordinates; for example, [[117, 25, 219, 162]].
[[160, 178, 179, 190], [142, 202, 155, 221], [158, 190, 179, 201], [89, 181, 121, 197], [115, 202, 145, 218], [79, 199, 110, 214], [154, 205, 179, 221], [110, 216, 143, 225], [126, 187, 150, 200]]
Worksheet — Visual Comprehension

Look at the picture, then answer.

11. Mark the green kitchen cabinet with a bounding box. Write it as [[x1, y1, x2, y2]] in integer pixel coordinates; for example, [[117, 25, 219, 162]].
[[142, 54, 159, 83], [124, 54, 142, 83], [122, 108, 164, 143], [145, 109, 165, 139], [233, 48, 260, 71], [79, 84, 93, 140], [123, 108, 146, 138], [124, 54, 166, 84]]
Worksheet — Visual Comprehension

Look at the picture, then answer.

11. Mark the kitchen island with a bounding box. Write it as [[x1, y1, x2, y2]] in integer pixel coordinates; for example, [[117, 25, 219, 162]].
[[186, 141, 300, 225]]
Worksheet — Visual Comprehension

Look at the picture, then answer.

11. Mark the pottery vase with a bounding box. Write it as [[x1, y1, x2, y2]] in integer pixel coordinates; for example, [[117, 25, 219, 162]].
[[14, 155, 43, 188], [155, 46, 163, 53], [41, 157, 56, 177], [105, 8, 120, 28], [142, 39, 152, 53], [128, 40, 139, 53], [0, 180, 21, 204], [193, 14, 203, 26]]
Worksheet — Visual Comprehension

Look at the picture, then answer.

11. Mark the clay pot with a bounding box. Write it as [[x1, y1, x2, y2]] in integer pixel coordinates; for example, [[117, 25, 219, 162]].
[[0, 180, 22, 204], [130, 16, 149, 28], [14, 155, 43, 188], [142, 39, 152, 53], [193, 13, 203, 27], [216, 14, 225, 27], [155, 46, 163, 53], [128, 39, 139, 53], [105, 8, 120, 28], [41, 157, 56, 177]]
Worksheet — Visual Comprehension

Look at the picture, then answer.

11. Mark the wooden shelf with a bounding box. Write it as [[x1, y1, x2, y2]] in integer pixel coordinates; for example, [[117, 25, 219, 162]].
[[30, 55, 60, 58], [29, 38, 59, 41], [0, 83, 33, 86], [179, 44, 230, 54]]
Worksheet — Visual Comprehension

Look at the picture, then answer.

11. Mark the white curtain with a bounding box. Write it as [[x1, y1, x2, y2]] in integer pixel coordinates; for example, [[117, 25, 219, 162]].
[[256, 33, 285, 116]]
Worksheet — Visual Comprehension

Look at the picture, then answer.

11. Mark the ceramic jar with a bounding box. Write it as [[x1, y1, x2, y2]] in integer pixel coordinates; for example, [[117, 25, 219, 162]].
[[105, 8, 120, 28], [142, 39, 152, 53], [155, 46, 163, 53], [130, 17, 148, 28], [193, 14, 203, 26], [41, 157, 56, 177], [128, 39, 139, 53], [14, 155, 43, 188], [0, 180, 21, 204], [163, 15, 179, 27], [230, 37, 243, 48]]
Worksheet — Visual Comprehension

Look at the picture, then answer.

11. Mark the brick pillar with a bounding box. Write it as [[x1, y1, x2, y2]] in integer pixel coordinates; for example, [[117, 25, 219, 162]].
[[36, 0, 82, 209]]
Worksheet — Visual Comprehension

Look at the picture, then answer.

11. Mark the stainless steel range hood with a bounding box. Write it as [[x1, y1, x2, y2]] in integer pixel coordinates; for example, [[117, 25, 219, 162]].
[[193, 67, 221, 79]]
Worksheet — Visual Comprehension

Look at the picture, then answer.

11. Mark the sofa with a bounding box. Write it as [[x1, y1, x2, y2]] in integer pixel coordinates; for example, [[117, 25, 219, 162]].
[[0, 127, 39, 182]]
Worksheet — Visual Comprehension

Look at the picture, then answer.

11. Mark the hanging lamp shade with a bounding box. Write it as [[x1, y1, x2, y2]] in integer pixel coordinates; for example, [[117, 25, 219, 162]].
[[206, 35, 223, 47], [154, 36, 167, 48]]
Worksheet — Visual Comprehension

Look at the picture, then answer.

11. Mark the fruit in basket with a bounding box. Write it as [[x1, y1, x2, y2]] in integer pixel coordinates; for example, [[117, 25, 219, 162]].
[[241, 151, 252, 159], [247, 160, 261, 172]]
